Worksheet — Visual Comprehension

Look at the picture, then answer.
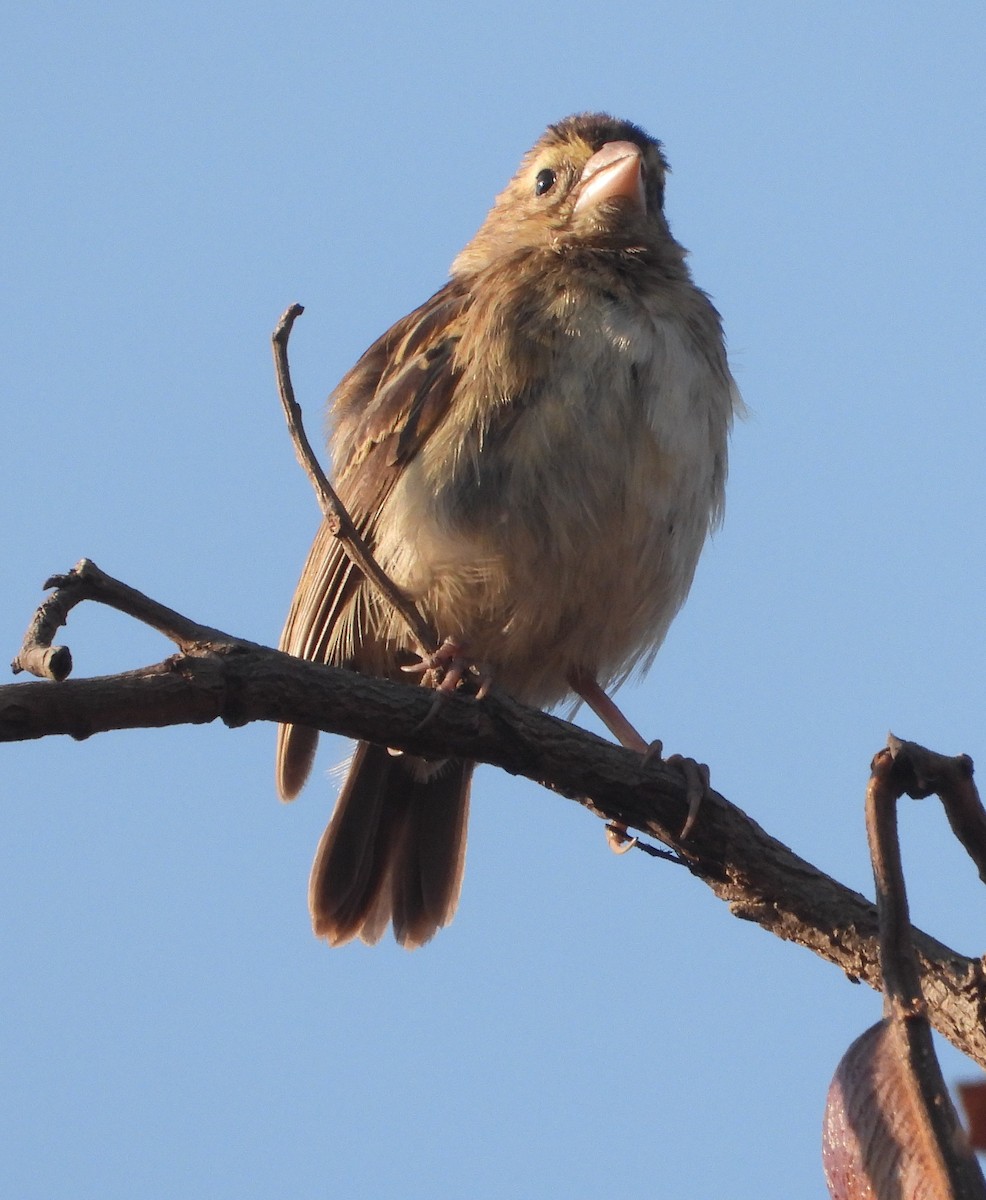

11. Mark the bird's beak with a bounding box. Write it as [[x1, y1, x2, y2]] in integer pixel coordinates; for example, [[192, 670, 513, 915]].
[[573, 141, 646, 214]]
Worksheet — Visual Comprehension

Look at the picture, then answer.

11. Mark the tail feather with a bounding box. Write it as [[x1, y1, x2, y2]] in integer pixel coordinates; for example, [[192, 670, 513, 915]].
[[276, 723, 320, 802], [392, 769, 471, 948], [309, 742, 472, 948], [308, 742, 398, 941]]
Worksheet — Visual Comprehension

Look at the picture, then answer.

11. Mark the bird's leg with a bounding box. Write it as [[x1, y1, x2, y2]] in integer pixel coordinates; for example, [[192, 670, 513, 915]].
[[567, 669, 709, 845]]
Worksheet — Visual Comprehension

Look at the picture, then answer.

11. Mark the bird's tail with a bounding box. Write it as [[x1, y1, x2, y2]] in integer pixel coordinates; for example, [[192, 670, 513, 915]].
[[308, 742, 472, 949]]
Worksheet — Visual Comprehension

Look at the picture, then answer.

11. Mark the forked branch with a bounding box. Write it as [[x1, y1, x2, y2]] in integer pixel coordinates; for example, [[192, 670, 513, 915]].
[[4, 310, 985, 1078]]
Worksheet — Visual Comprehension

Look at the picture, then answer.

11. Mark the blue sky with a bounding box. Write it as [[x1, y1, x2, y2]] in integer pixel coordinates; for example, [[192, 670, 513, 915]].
[[4, 5, 986, 1197]]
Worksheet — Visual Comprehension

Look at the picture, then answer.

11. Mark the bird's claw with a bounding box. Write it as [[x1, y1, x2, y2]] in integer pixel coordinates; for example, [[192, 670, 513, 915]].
[[600, 740, 711, 852], [605, 823, 639, 854], [663, 753, 711, 839], [409, 687, 451, 735], [403, 637, 493, 705]]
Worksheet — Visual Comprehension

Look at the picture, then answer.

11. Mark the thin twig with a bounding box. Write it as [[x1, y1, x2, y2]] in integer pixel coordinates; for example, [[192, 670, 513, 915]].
[[11, 581, 75, 680], [11, 559, 245, 681], [886, 733, 986, 884], [628, 839, 690, 865], [271, 304, 438, 655], [867, 749, 925, 1014]]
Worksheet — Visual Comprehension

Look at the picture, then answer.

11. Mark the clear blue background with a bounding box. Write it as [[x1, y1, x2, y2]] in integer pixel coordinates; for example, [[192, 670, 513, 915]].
[[4, 5, 986, 1197]]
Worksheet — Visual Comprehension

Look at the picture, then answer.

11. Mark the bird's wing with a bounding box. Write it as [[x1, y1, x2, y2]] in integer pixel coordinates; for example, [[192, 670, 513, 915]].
[[276, 281, 469, 799]]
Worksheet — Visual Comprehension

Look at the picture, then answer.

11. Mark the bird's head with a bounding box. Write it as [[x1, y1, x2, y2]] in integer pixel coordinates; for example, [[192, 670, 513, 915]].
[[452, 113, 675, 278]]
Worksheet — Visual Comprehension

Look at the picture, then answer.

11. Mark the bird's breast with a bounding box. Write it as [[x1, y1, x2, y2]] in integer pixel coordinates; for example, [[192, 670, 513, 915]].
[[375, 306, 731, 706]]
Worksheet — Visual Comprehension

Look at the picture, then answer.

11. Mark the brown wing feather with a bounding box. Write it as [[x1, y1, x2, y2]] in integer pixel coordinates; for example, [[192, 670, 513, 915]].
[[276, 281, 470, 800]]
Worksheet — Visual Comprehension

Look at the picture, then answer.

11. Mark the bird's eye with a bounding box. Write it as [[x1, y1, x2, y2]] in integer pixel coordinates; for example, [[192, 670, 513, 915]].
[[534, 167, 557, 197]]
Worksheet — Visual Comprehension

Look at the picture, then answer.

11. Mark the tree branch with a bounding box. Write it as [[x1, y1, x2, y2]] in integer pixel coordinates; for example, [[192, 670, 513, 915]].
[[3, 563, 985, 1069], [7, 309, 985, 1083]]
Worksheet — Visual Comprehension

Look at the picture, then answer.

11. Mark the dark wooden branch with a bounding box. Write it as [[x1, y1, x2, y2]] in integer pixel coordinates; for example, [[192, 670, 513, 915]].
[[3, 568, 985, 1070], [822, 744, 986, 1198]]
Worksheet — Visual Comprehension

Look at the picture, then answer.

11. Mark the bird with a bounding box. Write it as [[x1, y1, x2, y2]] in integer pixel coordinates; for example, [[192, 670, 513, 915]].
[[277, 112, 741, 949]]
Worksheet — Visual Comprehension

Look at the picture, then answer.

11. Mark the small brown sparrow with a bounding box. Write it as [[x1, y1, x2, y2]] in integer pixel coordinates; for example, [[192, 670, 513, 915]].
[[277, 113, 740, 948]]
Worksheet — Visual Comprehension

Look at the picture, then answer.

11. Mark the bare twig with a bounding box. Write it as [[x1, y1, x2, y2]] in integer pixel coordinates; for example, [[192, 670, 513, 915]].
[[271, 304, 438, 655], [886, 733, 986, 884], [867, 747, 927, 1015], [10, 579, 75, 680], [11, 559, 245, 681]]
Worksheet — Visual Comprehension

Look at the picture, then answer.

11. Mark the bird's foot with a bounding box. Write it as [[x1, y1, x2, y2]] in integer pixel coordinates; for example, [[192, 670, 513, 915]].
[[403, 637, 492, 697], [646, 743, 711, 839], [605, 746, 709, 850], [566, 672, 712, 844], [405, 639, 493, 734]]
